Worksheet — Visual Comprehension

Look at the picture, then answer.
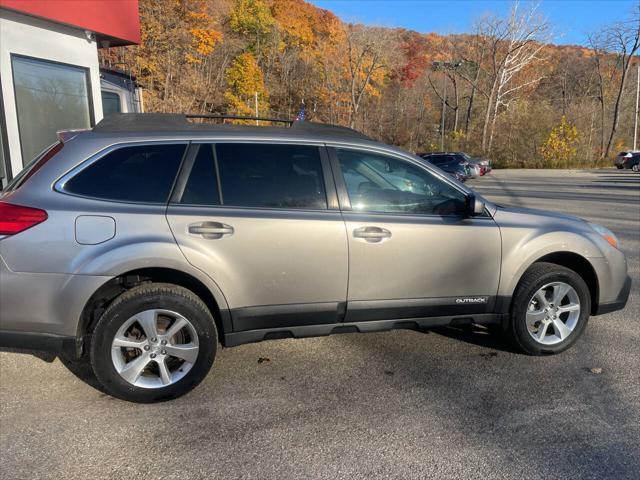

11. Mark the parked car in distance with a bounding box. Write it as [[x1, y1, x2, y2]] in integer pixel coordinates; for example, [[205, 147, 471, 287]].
[[0, 113, 631, 403], [467, 161, 482, 178], [419, 153, 471, 181], [615, 151, 636, 169], [457, 152, 492, 176], [621, 152, 640, 172]]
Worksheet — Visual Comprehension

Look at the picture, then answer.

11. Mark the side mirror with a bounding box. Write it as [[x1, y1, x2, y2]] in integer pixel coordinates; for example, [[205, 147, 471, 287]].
[[467, 195, 485, 216]]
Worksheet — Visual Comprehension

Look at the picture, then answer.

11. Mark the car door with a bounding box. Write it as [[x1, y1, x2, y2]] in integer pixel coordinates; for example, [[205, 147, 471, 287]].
[[166, 142, 348, 331], [328, 146, 501, 322]]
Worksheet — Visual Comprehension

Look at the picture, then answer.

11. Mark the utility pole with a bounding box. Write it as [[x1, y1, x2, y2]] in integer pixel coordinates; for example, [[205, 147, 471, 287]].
[[254, 91, 259, 126], [441, 74, 447, 150], [634, 65, 639, 151]]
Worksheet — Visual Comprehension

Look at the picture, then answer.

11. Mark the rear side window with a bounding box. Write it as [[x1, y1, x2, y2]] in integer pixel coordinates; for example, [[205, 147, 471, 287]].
[[428, 155, 449, 164], [64, 144, 185, 203], [215, 143, 327, 209]]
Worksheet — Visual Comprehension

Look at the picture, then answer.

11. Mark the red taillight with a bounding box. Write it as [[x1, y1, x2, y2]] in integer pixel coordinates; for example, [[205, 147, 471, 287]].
[[0, 202, 48, 235]]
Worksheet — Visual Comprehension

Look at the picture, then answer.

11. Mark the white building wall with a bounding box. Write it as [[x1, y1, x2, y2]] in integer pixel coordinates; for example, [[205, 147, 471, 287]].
[[0, 8, 103, 177]]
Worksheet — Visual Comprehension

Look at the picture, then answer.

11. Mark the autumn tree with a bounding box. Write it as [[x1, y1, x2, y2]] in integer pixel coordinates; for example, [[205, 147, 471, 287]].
[[478, 1, 550, 153], [540, 116, 579, 167], [601, 5, 640, 158], [104, 0, 223, 112], [229, 0, 274, 54], [225, 52, 269, 117], [345, 25, 391, 127]]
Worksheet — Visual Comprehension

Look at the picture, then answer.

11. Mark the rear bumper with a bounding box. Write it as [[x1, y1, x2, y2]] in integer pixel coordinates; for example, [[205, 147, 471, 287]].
[[0, 255, 110, 337], [595, 275, 632, 316]]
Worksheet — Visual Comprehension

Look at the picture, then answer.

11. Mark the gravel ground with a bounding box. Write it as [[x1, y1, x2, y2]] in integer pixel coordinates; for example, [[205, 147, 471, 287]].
[[1, 168, 639, 480]]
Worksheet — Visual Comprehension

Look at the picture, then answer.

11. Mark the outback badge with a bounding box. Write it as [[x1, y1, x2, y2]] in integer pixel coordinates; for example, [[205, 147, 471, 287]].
[[455, 297, 489, 304]]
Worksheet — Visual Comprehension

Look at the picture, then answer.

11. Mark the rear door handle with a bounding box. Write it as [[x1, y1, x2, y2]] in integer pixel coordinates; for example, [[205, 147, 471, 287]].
[[188, 221, 234, 239], [353, 226, 392, 243]]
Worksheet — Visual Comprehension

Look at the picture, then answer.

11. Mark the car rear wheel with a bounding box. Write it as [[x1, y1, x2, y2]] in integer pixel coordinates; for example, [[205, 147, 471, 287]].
[[90, 283, 217, 402], [509, 262, 591, 355]]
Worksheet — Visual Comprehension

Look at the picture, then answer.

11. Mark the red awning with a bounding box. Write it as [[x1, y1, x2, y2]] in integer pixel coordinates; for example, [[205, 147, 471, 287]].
[[0, 0, 140, 46]]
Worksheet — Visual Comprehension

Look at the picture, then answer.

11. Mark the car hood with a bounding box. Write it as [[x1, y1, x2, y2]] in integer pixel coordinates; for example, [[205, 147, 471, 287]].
[[494, 204, 587, 225]]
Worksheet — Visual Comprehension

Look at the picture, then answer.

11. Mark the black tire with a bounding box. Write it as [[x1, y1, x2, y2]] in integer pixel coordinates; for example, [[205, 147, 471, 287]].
[[90, 283, 217, 403], [509, 262, 591, 355], [616, 165, 623, 169]]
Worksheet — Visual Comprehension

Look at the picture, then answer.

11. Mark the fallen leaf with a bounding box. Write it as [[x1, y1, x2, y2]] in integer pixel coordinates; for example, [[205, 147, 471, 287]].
[[590, 367, 603, 374], [257, 357, 271, 364]]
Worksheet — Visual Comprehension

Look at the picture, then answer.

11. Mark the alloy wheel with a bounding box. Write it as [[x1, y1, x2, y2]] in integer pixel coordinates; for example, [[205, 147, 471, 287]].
[[525, 282, 581, 346], [111, 309, 199, 388]]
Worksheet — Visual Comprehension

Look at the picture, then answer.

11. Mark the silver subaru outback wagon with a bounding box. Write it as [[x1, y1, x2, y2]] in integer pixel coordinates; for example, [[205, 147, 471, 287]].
[[0, 113, 631, 403]]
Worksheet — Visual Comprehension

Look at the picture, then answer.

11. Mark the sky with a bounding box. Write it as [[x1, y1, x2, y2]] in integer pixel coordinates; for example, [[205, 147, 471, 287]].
[[307, 0, 637, 46]]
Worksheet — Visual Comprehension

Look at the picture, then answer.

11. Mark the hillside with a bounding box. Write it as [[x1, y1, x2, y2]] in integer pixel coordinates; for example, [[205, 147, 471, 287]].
[[100, 0, 639, 166]]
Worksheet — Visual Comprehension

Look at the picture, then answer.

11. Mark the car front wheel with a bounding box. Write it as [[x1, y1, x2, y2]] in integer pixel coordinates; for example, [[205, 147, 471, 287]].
[[510, 262, 591, 355], [90, 283, 217, 402]]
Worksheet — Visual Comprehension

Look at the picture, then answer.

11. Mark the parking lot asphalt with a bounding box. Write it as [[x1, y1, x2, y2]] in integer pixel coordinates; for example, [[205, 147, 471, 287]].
[[1, 168, 639, 480]]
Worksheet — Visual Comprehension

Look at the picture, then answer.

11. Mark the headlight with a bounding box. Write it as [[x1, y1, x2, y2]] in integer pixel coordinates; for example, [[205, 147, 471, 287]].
[[589, 223, 618, 249]]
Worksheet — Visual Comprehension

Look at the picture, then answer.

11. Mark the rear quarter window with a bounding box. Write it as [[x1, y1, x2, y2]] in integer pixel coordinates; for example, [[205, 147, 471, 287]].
[[63, 144, 186, 203], [3, 142, 64, 193]]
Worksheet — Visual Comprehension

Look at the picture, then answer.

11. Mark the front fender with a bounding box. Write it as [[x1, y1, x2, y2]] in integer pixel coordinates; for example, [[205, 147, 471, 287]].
[[498, 230, 603, 300]]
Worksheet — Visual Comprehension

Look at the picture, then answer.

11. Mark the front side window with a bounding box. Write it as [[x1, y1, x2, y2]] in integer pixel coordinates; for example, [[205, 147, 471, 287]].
[[12, 56, 92, 166], [215, 143, 327, 209], [336, 148, 467, 216], [64, 144, 186, 203]]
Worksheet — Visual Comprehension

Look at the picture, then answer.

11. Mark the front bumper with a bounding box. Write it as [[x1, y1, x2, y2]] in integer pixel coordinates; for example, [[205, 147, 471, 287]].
[[594, 275, 632, 316]]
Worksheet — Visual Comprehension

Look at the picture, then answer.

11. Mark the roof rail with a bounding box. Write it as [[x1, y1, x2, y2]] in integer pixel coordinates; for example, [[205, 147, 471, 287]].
[[186, 114, 293, 125], [92, 113, 372, 141]]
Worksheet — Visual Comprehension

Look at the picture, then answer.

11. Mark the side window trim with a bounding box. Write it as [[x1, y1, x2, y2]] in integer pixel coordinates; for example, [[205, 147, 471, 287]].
[[328, 145, 471, 218], [169, 142, 198, 203], [55, 140, 189, 205], [326, 146, 352, 211], [212, 144, 224, 205], [319, 145, 339, 210]]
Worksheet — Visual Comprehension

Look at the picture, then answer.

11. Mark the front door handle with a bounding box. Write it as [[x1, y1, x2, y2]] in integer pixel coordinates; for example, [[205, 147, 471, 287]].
[[188, 221, 234, 239], [353, 226, 392, 243]]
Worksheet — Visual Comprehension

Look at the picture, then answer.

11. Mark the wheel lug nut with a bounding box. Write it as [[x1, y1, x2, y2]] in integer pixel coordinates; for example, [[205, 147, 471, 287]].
[[161, 340, 167, 345], [150, 353, 157, 359], [144, 345, 150, 351], [161, 350, 167, 355], [151, 337, 157, 343]]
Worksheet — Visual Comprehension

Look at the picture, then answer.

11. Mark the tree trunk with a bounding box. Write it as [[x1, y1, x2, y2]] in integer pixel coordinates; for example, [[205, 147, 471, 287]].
[[464, 66, 481, 135], [452, 75, 459, 133], [604, 59, 634, 158], [481, 77, 499, 153]]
